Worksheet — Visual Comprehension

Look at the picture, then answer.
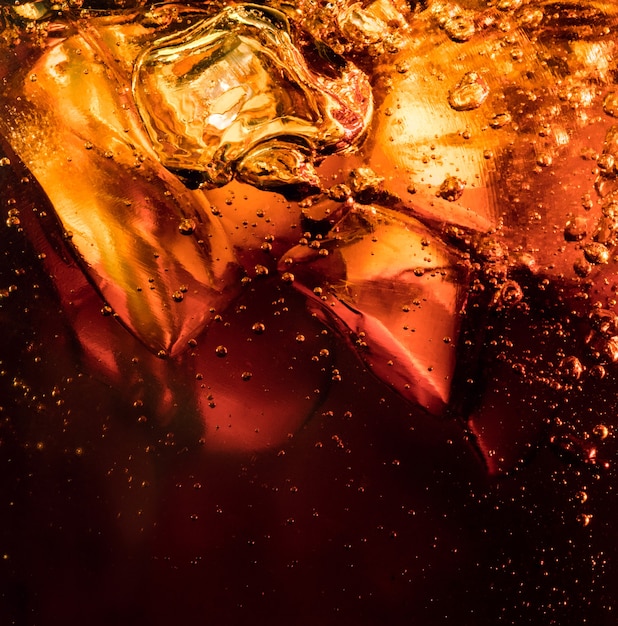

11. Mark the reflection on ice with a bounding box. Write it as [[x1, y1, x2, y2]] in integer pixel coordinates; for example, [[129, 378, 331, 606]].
[[133, 4, 373, 189]]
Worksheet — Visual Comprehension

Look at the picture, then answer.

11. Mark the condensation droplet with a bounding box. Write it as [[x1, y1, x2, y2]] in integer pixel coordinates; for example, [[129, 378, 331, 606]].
[[448, 72, 490, 111]]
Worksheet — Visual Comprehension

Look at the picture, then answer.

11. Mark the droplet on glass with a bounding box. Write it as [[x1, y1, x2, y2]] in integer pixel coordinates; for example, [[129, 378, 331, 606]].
[[448, 72, 490, 111]]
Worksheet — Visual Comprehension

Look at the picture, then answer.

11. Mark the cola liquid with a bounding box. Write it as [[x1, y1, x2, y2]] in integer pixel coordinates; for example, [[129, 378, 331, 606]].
[[1, 1, 617, 624]]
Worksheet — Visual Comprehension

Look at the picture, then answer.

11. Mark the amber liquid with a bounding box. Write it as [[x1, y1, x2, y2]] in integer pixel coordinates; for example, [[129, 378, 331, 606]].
[[2, 1, 618, 624]]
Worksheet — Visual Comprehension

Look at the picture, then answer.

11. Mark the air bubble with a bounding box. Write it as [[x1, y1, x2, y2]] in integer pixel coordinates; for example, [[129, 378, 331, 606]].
[[438, 175, 466, 201], [564, 216, 587, 241], [592, 424, 609, 439], [178, 218, 196, 235], [583, 242, 609, 265], [444, 15, 475, 43], [448, 72, 489, 111], [558, 356, 584, 381], [603, 91, 618, 118]]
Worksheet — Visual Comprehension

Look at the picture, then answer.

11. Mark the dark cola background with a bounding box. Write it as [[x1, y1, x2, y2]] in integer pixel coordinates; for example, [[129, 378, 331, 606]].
[[1, 137, 618, 626], [1, 1, 618, 626]]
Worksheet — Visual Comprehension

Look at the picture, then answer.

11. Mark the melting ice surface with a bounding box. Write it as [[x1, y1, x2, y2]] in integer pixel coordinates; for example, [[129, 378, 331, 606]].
[[133, 4, 373, 190]]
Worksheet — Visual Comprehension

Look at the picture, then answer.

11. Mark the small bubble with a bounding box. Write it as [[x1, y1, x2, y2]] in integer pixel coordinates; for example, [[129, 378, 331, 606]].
[[178, 218, 196, 235], [443, 15, 475, 42], [295, 334, 305, 343], [5, 214, 20, 228], [583, 242, 610, 265], [603, 91, 618, 118], [575, 490, 588, 504], [215, 345, 228, 358], [252, 322, 266, 334], [438, 175, 466, 201], [592, 424, 609, 439], [573, 257, 592, 277], [564, 216, 587, 241], [448, 72, 490, 111], [576, 513, 592, 527], [558, 356, 584, 380], [489, 112, 512, 129], [597, 153, 615, 175], [172, 290, 184, 302], [241, 371, 252, 381]]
